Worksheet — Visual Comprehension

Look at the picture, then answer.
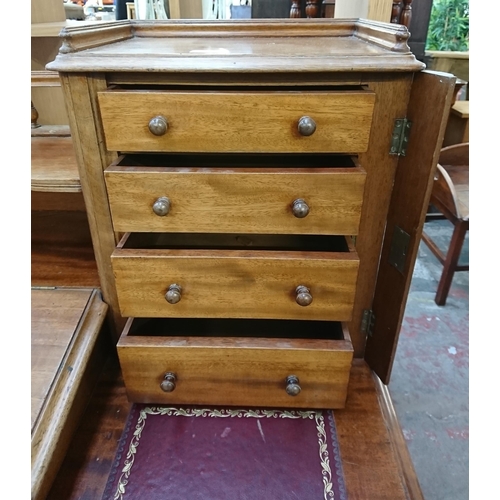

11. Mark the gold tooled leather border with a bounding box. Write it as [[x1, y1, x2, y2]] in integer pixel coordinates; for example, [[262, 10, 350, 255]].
[[113, 407, 334, 500]]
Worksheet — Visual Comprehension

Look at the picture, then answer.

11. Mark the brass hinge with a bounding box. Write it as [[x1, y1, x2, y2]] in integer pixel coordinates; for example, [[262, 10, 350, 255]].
[[389, 118, 412, 156], [361, 309, 376, 338]]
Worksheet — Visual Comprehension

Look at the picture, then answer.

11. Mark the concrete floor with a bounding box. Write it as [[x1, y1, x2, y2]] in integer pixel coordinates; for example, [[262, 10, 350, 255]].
[[390, 219, 469, 500]]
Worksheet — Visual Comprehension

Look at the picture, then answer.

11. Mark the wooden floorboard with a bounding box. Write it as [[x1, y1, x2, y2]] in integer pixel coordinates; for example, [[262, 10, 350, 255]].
[[47, 357, 421, 499]]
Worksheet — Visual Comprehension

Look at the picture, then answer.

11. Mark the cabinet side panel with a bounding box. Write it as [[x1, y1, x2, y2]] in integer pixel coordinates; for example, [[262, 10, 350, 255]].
[[60, 73, 124, 337], [347, 75, 413, 356], [365, 70, 456, 383]]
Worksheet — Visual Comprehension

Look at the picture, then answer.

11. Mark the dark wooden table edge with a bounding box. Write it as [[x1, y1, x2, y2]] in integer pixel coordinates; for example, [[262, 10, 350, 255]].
[[46, 354, 425, 499], [32, 288, 111, 500], [373, 373, 425, 500]]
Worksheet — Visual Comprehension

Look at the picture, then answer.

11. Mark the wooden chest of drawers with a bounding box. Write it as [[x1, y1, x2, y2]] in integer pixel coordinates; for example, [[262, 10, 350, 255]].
[[48, 18, 455, 409]]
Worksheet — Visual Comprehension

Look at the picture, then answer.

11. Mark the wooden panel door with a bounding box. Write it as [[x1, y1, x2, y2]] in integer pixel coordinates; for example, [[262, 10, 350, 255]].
[[364, 70, 456, 383]]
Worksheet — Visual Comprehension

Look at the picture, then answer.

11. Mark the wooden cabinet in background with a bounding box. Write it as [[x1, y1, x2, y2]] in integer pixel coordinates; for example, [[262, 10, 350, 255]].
[[31, 0, 68, 125]]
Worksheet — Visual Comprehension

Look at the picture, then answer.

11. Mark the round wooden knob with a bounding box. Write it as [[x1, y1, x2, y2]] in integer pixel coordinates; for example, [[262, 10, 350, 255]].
[[153, 196, 171, 216], [160, 372, 177, 392], [148, 115, 168, 136], [297, 116, 316, 136], [285, 375, 301, 396], [295, 285, 313, 307], [165, 284, 182, 304], [292, 199, 309, 218]]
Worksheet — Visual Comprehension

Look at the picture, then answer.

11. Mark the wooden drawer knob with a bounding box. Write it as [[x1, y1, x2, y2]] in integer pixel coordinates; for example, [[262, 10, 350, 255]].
[[292, 198, 309, 218], [285, 375, 301, 396], [160, 372, 177, 392], [153, 196, 171, 216], [295, 285, 313, 306], [148, 115, 168, 136], [297, 116, 316, 136], [165, 284, 182, 304]]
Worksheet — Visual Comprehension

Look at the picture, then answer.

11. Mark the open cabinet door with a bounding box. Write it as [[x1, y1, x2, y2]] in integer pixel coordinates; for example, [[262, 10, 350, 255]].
[[364, 70, 456, 384]]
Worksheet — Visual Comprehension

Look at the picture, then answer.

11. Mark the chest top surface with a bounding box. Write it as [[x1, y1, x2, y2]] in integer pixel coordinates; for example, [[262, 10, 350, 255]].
[[46, 18, 425, 74]]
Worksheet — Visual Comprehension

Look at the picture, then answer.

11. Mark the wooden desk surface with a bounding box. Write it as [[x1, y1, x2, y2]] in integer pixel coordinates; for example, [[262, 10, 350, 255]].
[[31, 287, 109, 500], [47, 357, 423, 499], [31, 288, 93, 428]]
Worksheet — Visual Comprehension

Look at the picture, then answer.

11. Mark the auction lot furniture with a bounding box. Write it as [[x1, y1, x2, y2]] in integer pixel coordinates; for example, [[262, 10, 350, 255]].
[[46, 18, 455, 409]]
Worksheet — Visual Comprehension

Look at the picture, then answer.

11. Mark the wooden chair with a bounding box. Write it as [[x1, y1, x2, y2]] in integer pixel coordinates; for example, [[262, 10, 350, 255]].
[[290, 0, 412, 24], [421, 143, 469, 305], [290, 0, 336, 18]]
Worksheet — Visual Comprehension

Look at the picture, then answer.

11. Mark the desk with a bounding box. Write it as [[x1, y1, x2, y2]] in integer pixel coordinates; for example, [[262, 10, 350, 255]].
[[46, 357, 424, 499], [31, 288, 109, 500]]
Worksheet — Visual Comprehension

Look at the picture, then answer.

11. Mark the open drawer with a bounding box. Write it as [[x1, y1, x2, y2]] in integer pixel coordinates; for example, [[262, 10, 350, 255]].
[[104, 153, 366, 236], [117, 317, 354, 409], [111, 233, 360, 321]]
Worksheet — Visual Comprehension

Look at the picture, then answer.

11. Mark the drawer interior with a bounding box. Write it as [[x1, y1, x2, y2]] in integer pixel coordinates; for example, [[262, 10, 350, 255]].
[[108, 84, 368, 92], [117, 317, 353, 408], [124, 317, 348, 341], [112, 233, 358, 321], [114, 153, 358, 169], [118, 232, 354, 253]]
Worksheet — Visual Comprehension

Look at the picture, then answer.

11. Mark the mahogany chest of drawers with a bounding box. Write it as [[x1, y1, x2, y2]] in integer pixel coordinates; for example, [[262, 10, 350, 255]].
[[48, 18, 455, 409]]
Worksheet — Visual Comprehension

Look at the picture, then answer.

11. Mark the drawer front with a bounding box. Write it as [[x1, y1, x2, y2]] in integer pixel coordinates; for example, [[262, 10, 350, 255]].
[[98, 90, 375, 153], [111, 248, 359, 321], [117, 318, 353, 409], [105, 166, 366, 235]]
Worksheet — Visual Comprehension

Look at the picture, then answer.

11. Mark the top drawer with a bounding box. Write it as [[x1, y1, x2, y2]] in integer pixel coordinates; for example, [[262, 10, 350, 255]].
[[97, 90, 375, 154]]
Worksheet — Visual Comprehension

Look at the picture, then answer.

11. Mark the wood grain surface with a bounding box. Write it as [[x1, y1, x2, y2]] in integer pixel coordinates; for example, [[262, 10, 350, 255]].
[[375, 374, 425, 500], [31, 210, 100, 288], [118, 318, 353, 408], [31, 288, 110, 500], [46, 356, 422, 499], [31, 136, 81, 192], [31, 192, 87, 212], [31, 125, 71, 137], [111, 245, 359, 320], [335, 359, 421, 499], [46, 19, 424, 74], [365, 70, 456, 383], [345, 75, 414, 356], [60, 73, 124, 336], [98, 90, 375, 153], [105, 165, 366, 235], [31, 288, 93, 428], [46, 352, 132, 500]]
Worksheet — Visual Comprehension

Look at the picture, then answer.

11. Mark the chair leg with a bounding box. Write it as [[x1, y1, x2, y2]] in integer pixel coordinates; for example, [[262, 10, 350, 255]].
[[435, 220, 468, 306]]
